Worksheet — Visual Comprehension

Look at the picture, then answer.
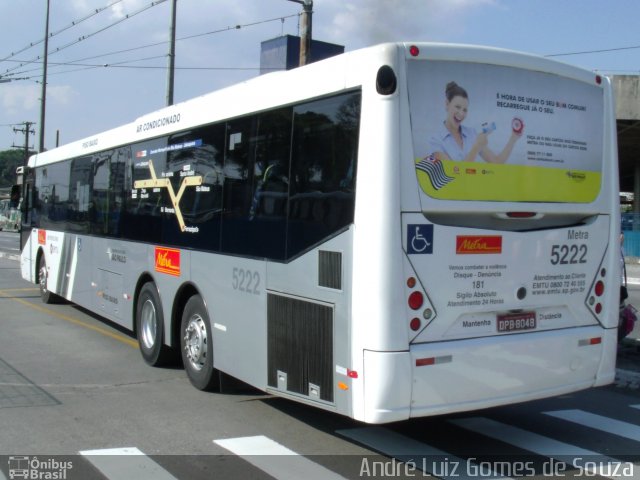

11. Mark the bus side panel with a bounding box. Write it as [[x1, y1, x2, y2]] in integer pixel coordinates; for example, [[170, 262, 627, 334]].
[[190, 251, 268, 391], [89, 237, 141, 329], [266, 229, 354, 413]]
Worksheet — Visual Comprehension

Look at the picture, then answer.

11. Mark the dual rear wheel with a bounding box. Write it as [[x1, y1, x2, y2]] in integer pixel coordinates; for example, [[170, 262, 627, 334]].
[[135, 283, 218, 391]]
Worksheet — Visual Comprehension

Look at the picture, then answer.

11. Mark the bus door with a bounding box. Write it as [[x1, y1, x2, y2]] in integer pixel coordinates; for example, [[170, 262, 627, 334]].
[[19, 168, 35, 281]]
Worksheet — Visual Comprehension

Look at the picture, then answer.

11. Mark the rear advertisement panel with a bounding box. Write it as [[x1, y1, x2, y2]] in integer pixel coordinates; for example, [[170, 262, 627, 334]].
[[408, 60, 604, 203]]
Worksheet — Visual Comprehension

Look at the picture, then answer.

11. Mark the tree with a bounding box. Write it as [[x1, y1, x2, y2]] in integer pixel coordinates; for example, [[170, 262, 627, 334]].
[[0, 149, 30, 187]]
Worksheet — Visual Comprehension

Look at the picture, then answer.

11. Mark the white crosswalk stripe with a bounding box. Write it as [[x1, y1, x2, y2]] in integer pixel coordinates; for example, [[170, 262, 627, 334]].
[[72, 407, 640, 480], [214, 435, 348, 480], [544, 409, 640, 441], [450, 417, 640, 480], [337, 426, 514, 480], [80, 447, 178, 480]]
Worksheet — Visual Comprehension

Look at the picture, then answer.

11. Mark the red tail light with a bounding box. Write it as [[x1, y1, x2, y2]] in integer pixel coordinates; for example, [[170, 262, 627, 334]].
[[408, 291, 424, 310], [594, 281, 604, 296]]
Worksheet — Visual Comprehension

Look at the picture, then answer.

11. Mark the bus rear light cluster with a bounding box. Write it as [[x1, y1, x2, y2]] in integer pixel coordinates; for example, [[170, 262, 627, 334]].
[[406, 276, 435, 334], [586, 268, 606, 318]]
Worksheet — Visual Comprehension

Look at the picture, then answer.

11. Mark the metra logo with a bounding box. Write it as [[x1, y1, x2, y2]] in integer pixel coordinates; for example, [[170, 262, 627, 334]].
[[155, 247, 181, 276], [456, 236, 502, 254], [566, 171, 586, 181], [38, 229, 46, 245]]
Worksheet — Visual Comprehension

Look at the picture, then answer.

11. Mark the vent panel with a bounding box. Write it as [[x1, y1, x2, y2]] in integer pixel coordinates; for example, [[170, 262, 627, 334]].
[[267, 294, 333, 402], [318, 250, 342, 290]]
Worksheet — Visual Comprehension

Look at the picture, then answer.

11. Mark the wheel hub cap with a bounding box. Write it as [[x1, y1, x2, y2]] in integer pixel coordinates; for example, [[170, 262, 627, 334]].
[[140, 299, 157, 349], [184, 314, 207, 371]]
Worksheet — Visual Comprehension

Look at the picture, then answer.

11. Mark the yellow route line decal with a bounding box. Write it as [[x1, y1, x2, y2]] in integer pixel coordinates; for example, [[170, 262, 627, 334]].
[[0, 289, 138, 349], [133, 159, 203, 232]]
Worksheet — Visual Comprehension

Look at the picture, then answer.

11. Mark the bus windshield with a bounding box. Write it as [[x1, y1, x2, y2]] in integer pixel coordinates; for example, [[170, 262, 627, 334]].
[[407, 60, 604, 203]]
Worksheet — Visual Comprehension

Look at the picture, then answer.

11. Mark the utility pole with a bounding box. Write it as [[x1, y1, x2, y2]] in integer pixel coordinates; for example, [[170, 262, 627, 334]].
[[288, 0, 313, 66], [13, 121, 36, 172], [166, 0, 177, 106], [39, 0, 51, 152]]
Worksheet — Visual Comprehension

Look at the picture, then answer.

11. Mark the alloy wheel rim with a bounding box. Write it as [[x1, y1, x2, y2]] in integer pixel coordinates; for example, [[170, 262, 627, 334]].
[[184, 314, 207, 371]]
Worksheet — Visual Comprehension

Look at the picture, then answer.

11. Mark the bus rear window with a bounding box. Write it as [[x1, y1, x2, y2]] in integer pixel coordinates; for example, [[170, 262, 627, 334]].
[[407, 60, 604, 203]]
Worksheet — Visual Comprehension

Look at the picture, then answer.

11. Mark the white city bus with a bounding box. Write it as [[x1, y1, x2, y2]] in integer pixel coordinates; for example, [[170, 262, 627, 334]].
[[20, 42, 619, 423]]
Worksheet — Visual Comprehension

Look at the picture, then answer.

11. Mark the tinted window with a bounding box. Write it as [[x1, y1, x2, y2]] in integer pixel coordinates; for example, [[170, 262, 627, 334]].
[[91, 148, 127, 236], [287, 92, 360, 258], [220, 108, 292, 259], [246, 108, 292, 260], [68, 156, 92, 234], [220, 115, 258, 256], [31, 90, 360, 262], [36, 160, 70, 231], [123, 139, 167, 242], [164, 125, 226, 250]]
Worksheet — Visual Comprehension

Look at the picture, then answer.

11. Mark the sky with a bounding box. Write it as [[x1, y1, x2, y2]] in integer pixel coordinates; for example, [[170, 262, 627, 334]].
[[0, 0, 639, 152]]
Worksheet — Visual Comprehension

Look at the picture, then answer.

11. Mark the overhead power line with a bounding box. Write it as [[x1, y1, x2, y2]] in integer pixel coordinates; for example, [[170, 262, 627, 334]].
[[546, 44, 640, 57], [5, 13, 300, 80], [0, 0, 125, 65], [1, 0, 168, 78]]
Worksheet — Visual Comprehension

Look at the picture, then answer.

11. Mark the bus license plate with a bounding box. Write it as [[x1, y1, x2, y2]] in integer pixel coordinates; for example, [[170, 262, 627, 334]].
[[497, 312, 536, 333]]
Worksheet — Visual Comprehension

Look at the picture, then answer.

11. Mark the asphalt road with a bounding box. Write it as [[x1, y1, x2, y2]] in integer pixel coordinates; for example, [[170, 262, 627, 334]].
[[0, 233, 639, 479]]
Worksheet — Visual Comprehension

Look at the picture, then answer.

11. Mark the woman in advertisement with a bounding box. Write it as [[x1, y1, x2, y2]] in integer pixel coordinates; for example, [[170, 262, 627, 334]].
[[429, 81, 523, 163]]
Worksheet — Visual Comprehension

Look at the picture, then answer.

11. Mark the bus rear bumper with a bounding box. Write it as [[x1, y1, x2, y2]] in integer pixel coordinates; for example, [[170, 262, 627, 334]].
[[361, 326, 616, 424]]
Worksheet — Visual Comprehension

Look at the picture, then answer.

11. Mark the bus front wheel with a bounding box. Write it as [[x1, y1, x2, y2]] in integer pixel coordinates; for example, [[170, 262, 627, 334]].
[[180, 294, 219, 391], [136, 282, 173, 366], [38, 255, 59, 304]]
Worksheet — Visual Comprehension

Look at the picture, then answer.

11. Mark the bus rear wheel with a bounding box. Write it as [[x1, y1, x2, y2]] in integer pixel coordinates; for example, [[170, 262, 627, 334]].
[[136, 282, 173, 366], [180, 294, 219, 391]]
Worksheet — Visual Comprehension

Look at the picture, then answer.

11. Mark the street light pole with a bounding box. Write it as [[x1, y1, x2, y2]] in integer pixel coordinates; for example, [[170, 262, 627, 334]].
[[287, 0, 313, 66], [166, 0, 177, 106], [38, 0, 50, 152]]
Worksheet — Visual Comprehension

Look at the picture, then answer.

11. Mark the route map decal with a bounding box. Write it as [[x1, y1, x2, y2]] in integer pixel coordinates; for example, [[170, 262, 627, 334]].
[[133, 159, 203, 232]]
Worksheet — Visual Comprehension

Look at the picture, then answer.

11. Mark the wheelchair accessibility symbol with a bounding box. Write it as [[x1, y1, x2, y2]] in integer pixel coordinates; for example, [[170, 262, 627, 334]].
[[407, 224, 434, 254]]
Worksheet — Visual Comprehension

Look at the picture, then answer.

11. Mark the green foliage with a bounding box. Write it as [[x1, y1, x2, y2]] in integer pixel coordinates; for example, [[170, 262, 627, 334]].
[[0, 149, 30, 187]]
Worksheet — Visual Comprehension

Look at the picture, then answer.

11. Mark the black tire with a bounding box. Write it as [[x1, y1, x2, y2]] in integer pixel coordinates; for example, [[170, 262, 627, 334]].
[[38, 254, 60, 304], [180, 294, 219, 391], [136, 282, 173, 366]]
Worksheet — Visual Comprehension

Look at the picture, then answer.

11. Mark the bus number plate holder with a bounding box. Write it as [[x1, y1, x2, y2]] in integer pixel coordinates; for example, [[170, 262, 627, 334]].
[[496, 311, 536, 333]]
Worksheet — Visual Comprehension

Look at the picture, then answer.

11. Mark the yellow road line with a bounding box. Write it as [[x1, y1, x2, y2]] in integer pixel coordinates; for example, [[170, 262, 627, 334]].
[[0, 287, 40, 292], [0, 289, 138, 349]]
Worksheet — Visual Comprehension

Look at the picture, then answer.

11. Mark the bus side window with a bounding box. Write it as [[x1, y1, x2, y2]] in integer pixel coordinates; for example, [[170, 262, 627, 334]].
[[287, 92, 361, 258], [123, 140, 166, 242], [164, 125, 225, 251], [247, 107, 292, 260], [220, 116, 257, 256]]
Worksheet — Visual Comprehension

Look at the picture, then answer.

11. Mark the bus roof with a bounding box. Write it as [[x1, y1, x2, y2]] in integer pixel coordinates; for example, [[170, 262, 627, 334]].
[[29, 41, 605, 168]]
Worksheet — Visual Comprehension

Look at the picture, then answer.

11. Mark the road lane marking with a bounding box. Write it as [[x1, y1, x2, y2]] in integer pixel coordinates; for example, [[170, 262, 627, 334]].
[[337, 426, 513, 480], [80, 447, 178, 480], [450, 417, 638, 480], [545, 409, 640, 441], [214, 435, 348, 480], [0, 289, 138, 348]]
